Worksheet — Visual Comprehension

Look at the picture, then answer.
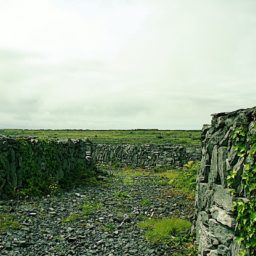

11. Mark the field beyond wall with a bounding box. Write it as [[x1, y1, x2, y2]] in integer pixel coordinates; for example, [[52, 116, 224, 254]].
[[0, 129, 201, 145]]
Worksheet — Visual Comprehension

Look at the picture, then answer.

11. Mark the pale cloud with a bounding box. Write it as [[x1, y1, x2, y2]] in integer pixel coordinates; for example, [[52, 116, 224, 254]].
[[0, 0, 256, 129]]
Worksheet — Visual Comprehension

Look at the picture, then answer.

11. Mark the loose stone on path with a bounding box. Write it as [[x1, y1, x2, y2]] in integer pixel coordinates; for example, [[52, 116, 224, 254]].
[[0, 172, 194, 256]]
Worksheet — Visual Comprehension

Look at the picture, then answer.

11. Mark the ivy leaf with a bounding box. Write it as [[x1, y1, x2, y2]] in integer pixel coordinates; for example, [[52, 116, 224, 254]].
[[250, 144, 256, 154], [244, 163, 250, 171], [236, 236, 244, 244], [250, 212, 256, 222]]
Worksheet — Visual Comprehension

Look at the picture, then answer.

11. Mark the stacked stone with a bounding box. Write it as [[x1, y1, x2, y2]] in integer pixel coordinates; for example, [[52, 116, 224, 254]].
[[0, 137, 95, 199], [92, 143, 201, 168], [195, 107, 256, 255]]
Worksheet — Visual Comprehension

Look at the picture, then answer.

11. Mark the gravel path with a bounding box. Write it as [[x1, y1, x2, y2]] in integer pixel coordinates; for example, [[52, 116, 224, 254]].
[[0, 173, 194, 256]]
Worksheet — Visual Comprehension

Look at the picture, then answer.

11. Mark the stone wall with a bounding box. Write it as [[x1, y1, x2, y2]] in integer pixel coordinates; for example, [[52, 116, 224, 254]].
[[0, 136, 201, 198], [195, 107, 256, 255], [0, 137, 95, 198], [92, 143, 201, 168]]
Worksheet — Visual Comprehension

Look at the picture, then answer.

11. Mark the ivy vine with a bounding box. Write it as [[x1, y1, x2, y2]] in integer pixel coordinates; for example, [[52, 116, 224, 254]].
[[227, 124, 256, 256]]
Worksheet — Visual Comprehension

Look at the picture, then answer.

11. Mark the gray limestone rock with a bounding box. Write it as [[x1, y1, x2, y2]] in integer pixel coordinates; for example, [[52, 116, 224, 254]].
[[209, 218, 234, 245], [210, 206, 234, 228], [217, 147, 228, 186], [213, 185, 233, 212], [196, 106, 256, 256], [208, 146, 218, 184]]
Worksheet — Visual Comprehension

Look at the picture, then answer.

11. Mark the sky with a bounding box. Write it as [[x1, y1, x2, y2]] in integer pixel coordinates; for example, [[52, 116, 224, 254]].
[[0, 0, 256, 129]]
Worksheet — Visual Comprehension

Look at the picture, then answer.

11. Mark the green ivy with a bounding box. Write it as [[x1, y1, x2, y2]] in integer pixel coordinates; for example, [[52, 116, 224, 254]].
[[227, 125, 256, 255], [1, 138, 97, 197]]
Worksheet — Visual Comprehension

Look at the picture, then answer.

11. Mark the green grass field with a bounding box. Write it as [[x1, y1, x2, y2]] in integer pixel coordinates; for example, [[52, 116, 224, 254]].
[[0, 129, 201, 145]]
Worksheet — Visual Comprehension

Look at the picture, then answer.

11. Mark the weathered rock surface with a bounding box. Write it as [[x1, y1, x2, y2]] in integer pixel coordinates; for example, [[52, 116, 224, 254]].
[[0, 137, 95, 199], [92, 144, 201, 168], [195, 106, 256, 256]]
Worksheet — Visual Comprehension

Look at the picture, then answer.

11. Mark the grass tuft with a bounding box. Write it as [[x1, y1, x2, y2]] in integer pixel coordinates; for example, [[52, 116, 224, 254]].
[[62, 213, 81, 223], [140, 198, 151, 207], [62, 201, 103, 223], [82, 202, 103, 216], [155, 161, 200, 199], [0, 214, 21, 232], [138, 217, 192, 244], [113, 191, 131, 199]]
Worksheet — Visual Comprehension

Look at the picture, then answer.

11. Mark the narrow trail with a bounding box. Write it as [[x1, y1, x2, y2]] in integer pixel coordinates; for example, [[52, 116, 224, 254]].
[[0, 171, 194, 256]]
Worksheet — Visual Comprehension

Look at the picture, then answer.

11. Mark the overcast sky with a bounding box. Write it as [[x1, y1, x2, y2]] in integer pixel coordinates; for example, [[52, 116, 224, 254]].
[[0, 0, 256, 129]]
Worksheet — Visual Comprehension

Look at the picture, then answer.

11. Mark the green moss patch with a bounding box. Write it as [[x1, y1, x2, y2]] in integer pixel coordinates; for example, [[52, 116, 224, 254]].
[[155, 161, 200, 199], [138, 217, 192, 244], [0, 214, 20, 232], [82, 202, 103, 216], [62, 213, 81, 223]]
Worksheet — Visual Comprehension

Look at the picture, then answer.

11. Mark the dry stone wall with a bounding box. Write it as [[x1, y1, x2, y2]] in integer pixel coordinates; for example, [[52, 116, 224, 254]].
[[195, 107, 256, 256], [0, 137, 95, 199], [0, 136, 201, 198], [92, 144, 201, 168]]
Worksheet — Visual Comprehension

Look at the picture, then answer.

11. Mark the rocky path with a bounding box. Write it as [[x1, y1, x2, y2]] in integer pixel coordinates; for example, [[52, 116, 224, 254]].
[[0, 172, 194, 256]]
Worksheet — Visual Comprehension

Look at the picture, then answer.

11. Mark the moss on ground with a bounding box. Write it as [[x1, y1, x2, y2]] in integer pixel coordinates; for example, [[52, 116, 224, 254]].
[[138, 217, 191, 244], [0, 214, 20, 232]]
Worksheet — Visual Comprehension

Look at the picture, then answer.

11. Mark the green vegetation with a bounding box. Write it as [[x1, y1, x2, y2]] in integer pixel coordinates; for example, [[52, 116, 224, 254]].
[[114, 161, 199, 200], [62, 202, 103, 223], [156, 161, 200, 199], [117, 167, 150, 185], [157, 171, 180, 181], [48, 182, 60, 194], [62, 213, 81, 223], [140, 198, 151, 207], [122, 176, 134, 186], [102, 223, 116, 233], [113, 191, 131, 199], [138, 217, 192, 244], [82, 202, 103, 216], [0, 214, 20, 232], [227, 126, 256, 256], [0, 129, 201, 145], [18, 180, 61, 197], [137, 217, 196, 255], [0, 138, 98, 198]]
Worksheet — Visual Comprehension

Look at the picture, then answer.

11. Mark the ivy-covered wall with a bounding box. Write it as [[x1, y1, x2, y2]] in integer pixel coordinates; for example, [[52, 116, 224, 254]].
[[0, 137, 201, 198], [195, 107, 256, 256], [0, 137, 96, 199], [92, 144, 201, 168]]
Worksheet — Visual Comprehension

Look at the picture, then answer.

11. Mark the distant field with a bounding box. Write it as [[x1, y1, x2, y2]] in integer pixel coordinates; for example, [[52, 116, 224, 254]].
[[0, 129, 201, 145]]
